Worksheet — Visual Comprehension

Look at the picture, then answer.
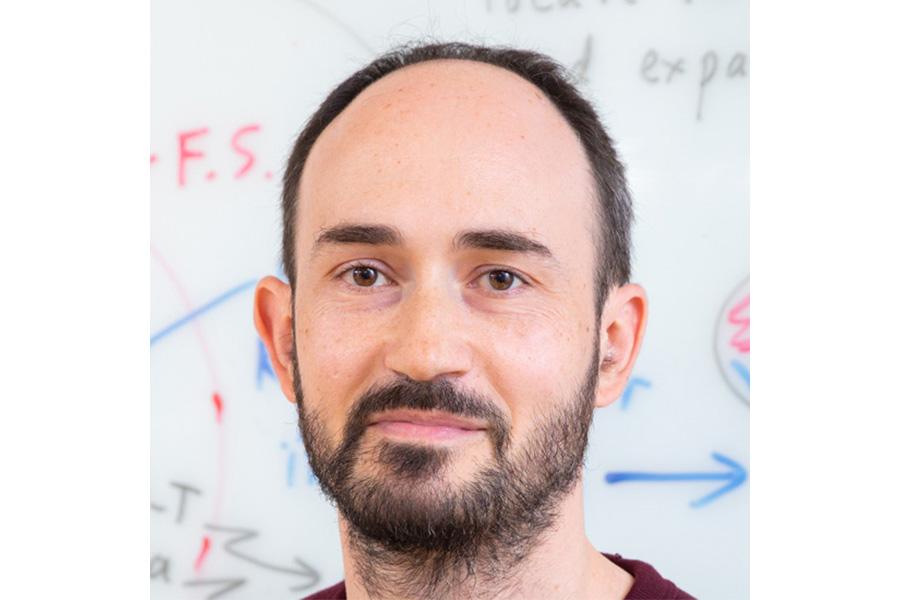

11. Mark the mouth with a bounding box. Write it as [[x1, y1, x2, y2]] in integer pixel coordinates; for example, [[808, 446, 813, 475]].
[[366, 410, 488, 442]]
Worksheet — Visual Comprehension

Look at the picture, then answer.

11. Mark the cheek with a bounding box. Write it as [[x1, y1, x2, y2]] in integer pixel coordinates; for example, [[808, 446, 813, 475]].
[[294, 304, 380, 432], [481, 309, 580, 429]]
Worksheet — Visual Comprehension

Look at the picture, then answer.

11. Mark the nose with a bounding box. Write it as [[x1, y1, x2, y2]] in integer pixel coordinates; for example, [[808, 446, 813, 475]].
[[383, 274, 473, 383]]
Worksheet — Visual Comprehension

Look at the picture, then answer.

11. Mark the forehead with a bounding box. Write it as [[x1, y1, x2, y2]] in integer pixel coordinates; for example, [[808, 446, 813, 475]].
[[296, 59, 595, 265]]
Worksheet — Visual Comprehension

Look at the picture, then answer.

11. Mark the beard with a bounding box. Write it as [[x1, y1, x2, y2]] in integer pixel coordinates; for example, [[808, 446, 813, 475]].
[[290, 331, 600, 598]]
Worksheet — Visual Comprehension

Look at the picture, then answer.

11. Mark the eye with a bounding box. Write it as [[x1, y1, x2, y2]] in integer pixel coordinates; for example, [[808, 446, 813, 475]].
[[475, 268, 528, 294], [337, 262, 394, 291], [335, 262, 530, 295]]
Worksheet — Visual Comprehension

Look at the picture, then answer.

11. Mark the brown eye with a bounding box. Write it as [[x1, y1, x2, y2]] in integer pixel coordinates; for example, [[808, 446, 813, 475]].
[[481, 269, 527, 294], [337, 262, 394, 292], [488, 270, 515, 291], [351, 266, 379, 287]]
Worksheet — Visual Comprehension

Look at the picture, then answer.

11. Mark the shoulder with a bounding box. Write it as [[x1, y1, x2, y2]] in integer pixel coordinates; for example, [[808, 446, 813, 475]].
[[301, 580, 346, 600], [602, 552, 696, 600]]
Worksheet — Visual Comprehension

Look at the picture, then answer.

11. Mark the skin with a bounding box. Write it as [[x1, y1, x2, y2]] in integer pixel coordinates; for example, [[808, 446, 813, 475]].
[[255, 59, 648, 600]]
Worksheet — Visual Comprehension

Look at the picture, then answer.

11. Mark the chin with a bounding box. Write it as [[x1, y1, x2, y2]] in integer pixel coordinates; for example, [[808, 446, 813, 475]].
[[335, 444, 505, 551]]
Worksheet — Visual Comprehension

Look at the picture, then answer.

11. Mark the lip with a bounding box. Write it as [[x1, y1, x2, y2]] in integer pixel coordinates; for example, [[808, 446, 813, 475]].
[[367, 410, 488, 431]]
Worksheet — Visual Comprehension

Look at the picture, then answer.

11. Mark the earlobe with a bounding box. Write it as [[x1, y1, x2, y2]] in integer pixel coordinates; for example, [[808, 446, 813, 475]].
[[594, 284, 648, 408], [253, 276, 298, 403]]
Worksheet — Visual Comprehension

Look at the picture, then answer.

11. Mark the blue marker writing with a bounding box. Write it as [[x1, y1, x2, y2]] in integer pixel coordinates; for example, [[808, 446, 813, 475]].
[[605, 452, 747, 508]]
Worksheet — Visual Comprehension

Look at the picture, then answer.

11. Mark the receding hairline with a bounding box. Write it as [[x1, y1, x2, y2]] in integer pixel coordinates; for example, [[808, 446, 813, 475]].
[[296, 55, 597, 231], [279, 43, 631, 320], [348, 57, 560, 111]]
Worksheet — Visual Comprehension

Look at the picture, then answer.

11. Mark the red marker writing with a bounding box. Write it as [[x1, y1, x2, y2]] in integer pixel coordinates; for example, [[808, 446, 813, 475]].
[[177, 127, 209, 187], [727, 295, 750, 353], [193, 535, 212, 572], [231, 124, 260, 178], [212, 392, 223, 423]]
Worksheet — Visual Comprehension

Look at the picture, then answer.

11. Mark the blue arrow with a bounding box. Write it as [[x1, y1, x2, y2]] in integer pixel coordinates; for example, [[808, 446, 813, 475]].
[[150, 278, 257, 346], [605, 452, 747, 508], [620, 376, 651, 410]]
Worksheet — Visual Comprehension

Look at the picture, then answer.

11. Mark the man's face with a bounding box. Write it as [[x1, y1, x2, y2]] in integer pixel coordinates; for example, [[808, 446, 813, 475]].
[[290, 60, 602, 550]]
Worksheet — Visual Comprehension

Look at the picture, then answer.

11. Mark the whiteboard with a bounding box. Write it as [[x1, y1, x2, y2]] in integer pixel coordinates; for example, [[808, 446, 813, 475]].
[[150, 0, 748, 598]]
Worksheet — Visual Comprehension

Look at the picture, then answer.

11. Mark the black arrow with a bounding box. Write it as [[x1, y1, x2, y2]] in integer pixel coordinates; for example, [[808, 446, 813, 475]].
[[204, 524, 321, 592]]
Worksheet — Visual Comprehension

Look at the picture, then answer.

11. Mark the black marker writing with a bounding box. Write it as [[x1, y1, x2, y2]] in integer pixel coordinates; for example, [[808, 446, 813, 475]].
[[486, 0, 694, 13], [697, 50, 718, 120], [204, 523, 321, 591], [727, 52, 748, 77], [640, 49, 748, 120], [183, 578, 246, 600], [171, 481, 202, 524], [150, 554, 171, 583], [662, 56, 685, 83], [571, 35, 593, 84], [641, 49, 659, 83]]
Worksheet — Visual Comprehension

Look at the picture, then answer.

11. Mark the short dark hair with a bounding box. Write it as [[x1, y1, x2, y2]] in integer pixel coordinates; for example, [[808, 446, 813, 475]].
[[281, 41, 633, 320]]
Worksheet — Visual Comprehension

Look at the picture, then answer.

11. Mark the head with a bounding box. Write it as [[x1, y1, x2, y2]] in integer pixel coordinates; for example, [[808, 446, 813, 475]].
[[254, 41, 647, 581]]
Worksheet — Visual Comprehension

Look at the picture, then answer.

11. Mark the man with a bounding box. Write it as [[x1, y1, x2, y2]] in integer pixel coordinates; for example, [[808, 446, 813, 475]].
[[254, 42, 693, 599]]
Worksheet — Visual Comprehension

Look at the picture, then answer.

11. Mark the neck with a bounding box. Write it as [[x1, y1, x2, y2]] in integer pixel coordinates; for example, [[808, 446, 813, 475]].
[[337, 479, 633, 600]]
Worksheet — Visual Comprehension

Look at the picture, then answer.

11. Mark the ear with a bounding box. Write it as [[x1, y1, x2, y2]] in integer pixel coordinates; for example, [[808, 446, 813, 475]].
[[594, 283, 648, 408], [253, 275, 299, 404]]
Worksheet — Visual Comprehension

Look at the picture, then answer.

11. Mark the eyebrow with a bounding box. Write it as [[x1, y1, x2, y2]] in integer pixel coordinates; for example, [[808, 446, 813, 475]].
[[311, 222, 561, 269]]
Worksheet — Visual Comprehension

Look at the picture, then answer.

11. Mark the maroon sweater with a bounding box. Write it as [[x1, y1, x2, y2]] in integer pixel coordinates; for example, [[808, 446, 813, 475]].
[[302, 552, 695, 599]]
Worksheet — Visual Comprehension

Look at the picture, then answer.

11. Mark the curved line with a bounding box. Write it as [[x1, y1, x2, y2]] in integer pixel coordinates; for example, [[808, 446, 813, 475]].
[[150, 246, 225, 388], [295, 0, 374, 55], [150, 245, 234, 525], [714, 276, 750, 406]]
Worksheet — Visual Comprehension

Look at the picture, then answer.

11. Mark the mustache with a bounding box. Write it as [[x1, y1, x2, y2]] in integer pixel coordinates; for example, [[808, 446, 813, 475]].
[[340, 375, 511, 459]]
